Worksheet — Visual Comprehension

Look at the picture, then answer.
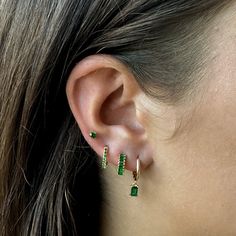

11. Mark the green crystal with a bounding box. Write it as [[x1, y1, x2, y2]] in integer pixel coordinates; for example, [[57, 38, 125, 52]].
[[118, 153, 126, 175], [101, 159, 107, 169], [118, 167, 124, 175], [101, 157, 108, 169], [101, 146, 108, 169], [119, 153, 126, 161], [130, 185, 138, 197], [89, 131, 97, 139]]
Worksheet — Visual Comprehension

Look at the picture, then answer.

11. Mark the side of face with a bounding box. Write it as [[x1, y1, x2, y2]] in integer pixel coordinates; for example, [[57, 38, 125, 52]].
[[140, 7, 236, 234], [65, 3, 236, 235]]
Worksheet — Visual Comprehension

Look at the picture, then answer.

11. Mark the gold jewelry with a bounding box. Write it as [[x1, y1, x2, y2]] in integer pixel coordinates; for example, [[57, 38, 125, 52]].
[[89, 131, 97, 139], [118, 153, 126, 175], [102, 146, 108, 169], [130, 158, 140, 197]]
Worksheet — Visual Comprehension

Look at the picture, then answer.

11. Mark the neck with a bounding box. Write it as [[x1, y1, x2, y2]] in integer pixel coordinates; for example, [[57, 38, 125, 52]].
[[100, 162, 169, 236]]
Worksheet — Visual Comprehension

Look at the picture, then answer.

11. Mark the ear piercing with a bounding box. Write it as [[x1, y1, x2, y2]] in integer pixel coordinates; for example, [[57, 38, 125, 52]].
[[130, 158, 140, 197], [118, 153, 126, 175], [88, 131, 141, 197], [89, 131, 108, 169], [89, 131, 97, 139], [102, 146, 108, 169]]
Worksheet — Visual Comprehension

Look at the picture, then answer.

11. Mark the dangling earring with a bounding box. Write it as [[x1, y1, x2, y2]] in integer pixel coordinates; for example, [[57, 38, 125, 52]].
[[130, 158, 140, 197], [102, 145, 108, 169]]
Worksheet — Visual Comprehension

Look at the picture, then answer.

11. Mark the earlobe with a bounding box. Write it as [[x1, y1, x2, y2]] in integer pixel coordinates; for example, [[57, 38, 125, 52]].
[[66, 54, 153, 171]]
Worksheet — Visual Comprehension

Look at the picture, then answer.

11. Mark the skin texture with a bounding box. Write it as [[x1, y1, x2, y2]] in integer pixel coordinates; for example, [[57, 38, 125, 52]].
[[66, 3, 236, 236]]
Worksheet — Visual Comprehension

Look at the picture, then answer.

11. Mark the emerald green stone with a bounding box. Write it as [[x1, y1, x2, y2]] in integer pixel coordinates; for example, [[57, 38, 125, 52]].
[[101, 146, 108, 169], [119, 153, 126, 161], [89, 131, 97, 139], [118, 167, 124, 175], [130, 185, 138, 197], [118, 153, 126, 175], [101, 157, 107, 169]]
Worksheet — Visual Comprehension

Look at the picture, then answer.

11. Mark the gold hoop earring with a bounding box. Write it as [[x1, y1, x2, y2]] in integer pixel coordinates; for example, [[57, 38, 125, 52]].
[[102, 145, 108, 169], [118, 153, 126, 175], [130, 158, 140, 197]]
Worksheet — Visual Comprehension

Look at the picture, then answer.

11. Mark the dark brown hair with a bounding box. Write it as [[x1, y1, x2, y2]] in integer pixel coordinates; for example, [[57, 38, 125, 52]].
[[0, 0, 232, 235]]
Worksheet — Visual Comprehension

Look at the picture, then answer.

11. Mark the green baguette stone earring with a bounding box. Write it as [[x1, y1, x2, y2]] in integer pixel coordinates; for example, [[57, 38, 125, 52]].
[[102, 145, 108, 169], [130, 183, 139, 197], [130, 158, 140, 197], [89, 131, 97, 139], [118, 153, 126, 175]]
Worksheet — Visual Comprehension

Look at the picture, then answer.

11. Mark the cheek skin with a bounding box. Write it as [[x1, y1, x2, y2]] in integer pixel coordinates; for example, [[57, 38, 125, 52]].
[[138, 7, 236, 234], [142, 67, 236, 235], [158, 121, 236, 235]]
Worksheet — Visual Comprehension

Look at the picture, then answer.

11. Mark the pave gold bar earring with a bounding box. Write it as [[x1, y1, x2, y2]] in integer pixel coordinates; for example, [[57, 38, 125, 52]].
[[102, 145, 108, 169], [118, 153, 126, 175], [130, 158, 140, 197], [89, 131, 97, 139]]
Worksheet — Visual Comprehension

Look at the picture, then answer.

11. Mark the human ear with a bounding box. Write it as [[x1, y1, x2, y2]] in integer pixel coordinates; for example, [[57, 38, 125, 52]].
[[66, 54, 153, 171]]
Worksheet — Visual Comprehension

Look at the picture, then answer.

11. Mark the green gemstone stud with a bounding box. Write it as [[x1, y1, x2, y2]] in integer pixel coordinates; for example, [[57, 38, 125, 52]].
[[102, 146, 108, 169], [130, 158, 140, 197], [118, 153, 126, 175], [89, 131, 97, 139]]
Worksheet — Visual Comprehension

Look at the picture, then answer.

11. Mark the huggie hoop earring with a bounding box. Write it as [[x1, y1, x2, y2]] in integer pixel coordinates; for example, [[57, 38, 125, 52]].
[[102, 146, 108, 169], [118, 153, 126, 175], [130, 158, 140, 197]]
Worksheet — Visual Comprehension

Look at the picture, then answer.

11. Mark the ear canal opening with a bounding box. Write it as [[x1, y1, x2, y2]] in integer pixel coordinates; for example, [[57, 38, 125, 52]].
[[100, 85, 144, 134]]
